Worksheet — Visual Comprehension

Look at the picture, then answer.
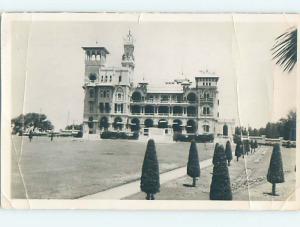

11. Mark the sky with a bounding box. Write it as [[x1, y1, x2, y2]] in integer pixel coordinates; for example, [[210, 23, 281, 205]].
[[9, 14, 297, 130]]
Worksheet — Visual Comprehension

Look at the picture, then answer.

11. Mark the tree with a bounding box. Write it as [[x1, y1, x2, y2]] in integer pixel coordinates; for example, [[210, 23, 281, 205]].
[[225, 141, 233, 166], [267, 144, 285, 196], [140, 139, 160, 200], [187, 140, 200, 186], [65, 124, 83, 130], [11, 113, 54, 135], [235, 111, 296, 140], [210, 145, 232, 200], [272, 27, 297, 73], [235, 141, 243, 161]]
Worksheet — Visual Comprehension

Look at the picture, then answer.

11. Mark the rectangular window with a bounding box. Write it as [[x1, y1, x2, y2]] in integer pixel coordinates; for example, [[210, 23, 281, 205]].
[[115, 104, 117, 113], [89, 89, 94, 98], [119, 76, 122, 82], [89, 102, 94, 113], [110, 75, 112, 82], [106, 90, 110, 98], [99, 103, 104, 113], [105, 103, 110, 113]]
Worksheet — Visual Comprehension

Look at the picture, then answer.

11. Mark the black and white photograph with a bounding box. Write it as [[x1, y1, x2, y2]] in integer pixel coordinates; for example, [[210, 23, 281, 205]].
[[1, 13, 299, 210]]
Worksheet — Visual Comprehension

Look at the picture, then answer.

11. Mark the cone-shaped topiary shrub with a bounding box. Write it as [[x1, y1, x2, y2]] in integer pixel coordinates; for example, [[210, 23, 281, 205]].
[[225, 141, 233, 166], [235, 141, 243, 161], [267, 143, 284, 196], [140, 139, 160, 200], [212, 143, 219, 165], [187, 140, 200, 186], [210, 145, 232, 200]]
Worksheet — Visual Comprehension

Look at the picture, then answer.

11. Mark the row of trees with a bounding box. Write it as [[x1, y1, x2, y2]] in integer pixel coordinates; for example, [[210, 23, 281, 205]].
[[65, 124, 83, 131], [11, 113, 83, 135], [235, 111, 296, 141], [11, 113, 54, 135], [140, 140, 234, 200], [140, 139, 285, 199]]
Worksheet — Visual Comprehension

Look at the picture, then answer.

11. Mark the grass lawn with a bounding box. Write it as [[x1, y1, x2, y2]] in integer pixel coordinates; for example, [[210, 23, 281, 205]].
[[126, 146, 296, 201], [11, 136, 214, 199]]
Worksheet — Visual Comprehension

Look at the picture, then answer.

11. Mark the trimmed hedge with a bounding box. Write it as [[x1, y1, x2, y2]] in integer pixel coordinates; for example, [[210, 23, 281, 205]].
[[173, 133, 214, 143], [100, 131, 139, 140]]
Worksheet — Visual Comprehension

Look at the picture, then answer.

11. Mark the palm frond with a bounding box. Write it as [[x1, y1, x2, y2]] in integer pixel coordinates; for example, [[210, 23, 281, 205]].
[[272, 27, 297, 72]]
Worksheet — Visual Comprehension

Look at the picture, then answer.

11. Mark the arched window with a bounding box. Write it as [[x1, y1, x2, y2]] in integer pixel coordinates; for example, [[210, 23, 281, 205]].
[[203, 125, 210, 133], [203, 106, 210, 115], [223, 124, 228, 136], [115, 87, 124, 101], [99, 117, 108, 130], [204, 92, 209, 99], [187, 93, 197, 103], [186, 120, 196, 133], [132, 91, 142, 102]]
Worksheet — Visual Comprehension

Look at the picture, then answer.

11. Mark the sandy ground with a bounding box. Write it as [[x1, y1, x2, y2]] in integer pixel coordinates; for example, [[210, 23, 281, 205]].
[[11, 136, 213, 199], [126, 146, 296, 201]]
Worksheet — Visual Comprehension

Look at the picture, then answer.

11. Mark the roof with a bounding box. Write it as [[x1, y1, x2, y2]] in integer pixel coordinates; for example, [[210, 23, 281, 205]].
[[196, 70, 219, 79], [181, 81, 191, 85], [147, 84, 184, 94], [82, 47, 110, 54]]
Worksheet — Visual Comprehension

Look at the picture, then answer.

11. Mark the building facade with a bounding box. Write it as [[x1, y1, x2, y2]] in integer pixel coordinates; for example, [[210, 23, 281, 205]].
[[82, 31, 234, 138]]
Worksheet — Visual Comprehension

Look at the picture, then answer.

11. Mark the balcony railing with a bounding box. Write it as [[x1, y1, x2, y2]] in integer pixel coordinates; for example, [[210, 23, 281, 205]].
[[172, 113, 183, 116], [158, 113, 169, 116], [130, 100, 196, 104], [144, 113, 155, 115], [200, 98, 213, 102]]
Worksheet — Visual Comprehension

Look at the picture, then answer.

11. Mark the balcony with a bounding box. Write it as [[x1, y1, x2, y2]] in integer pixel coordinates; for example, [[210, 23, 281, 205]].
[[200, 98, 214, 103], [172, 113, 183, 117], [158, 113, 169, 116], [130, 100, 196, 105]]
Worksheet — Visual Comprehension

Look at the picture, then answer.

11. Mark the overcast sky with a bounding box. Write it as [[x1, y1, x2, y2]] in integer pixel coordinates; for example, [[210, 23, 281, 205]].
[[10, 14, 297, 130]]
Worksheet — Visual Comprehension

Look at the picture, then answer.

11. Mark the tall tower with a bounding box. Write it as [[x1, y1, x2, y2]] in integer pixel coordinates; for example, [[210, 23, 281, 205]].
[[195, 71, 220, 135], [121, 30, 135, 71], [82, 47, 110, 83]]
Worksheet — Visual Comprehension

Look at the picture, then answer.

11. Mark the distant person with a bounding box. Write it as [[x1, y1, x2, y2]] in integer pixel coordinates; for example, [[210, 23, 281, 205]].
[[50, 132, 54, 141], [29, 131, 33, 142]]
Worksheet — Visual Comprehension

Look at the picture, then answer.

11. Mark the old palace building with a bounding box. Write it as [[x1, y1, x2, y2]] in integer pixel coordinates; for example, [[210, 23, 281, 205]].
[[82, 31, 234, 138]]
